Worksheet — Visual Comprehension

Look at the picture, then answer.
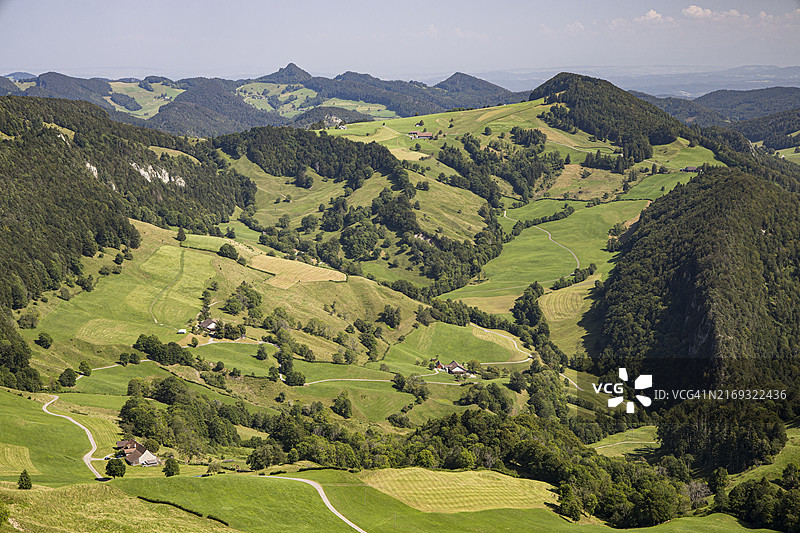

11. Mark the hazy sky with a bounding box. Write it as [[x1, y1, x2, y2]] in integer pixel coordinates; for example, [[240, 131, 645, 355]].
[[1, 0, 799, 80]]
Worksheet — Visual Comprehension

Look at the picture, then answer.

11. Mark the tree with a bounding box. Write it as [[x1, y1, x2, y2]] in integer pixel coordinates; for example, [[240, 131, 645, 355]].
[[78, 361, 92, 376], [17, 469, 31, 489], [58, 368, 77, 387], [176, 227, 186, 242], [332, 391, 353, 418], [708, 467, 729, 494], [217, 243, 237, 259], [105, 458, 126, 479], [163, 458, 180, 477], [277, 214, 291, 229], [256, 344, 270, 360], [484, 126, 492, 136], [301, 214, 318, 233], [35, 332, 53, 349]]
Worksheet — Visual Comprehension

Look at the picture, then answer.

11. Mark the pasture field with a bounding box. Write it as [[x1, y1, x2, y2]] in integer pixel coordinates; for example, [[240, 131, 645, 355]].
[[538, 274, 601, 356], [116, 474, 354, 533], [148, 145, 200, 164], [446, 200, 648, 315], [590, 426, 660, 458], [107, 81, 184, 118], [0, 482, 233, 532], [0, 390, 92, 486], [500, 198, 585, 232], [645, 138, 721, 170], [248, 254, 346, 288], [326, 100, 617, 168], [547, 165, 623, 201], [290, 469, 773, 533], [777, 147, 800, 164], [379, 322, 530, 379], [359, 467, 557, 512], [622, 171, 694, 200]]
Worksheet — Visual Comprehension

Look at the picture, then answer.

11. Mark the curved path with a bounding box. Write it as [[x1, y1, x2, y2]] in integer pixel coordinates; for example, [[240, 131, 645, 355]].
[[470, 324, 584, 391], [41, 395, 101, 479], [267, 477, 367, 533], [502, 210, 580, 270]]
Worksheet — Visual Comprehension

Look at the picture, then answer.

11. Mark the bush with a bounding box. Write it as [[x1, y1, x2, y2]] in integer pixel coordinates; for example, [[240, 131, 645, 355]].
[[58, 368, 77, 387], [35, 332, 53, 349], [218, 243, 238, 259]]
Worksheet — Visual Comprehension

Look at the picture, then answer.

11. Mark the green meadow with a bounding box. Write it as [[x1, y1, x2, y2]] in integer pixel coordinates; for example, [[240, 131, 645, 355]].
[[622, 171, 695, 201], [0, 390, 94, 486]]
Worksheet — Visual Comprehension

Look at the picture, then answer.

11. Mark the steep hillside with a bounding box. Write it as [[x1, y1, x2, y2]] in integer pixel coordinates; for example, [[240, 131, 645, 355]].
[[694, 87, 800, 121], [0, 95, 256, 315], [596, 168, 800, 390]]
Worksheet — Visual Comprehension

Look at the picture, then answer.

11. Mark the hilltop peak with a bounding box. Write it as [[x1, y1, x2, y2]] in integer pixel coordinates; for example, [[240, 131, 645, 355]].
[[258, 63, 312, 84], [434, 72, 509, 94]]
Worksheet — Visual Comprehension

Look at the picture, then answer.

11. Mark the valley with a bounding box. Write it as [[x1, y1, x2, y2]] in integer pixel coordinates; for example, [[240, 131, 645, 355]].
[[1, 63, 800, 533]]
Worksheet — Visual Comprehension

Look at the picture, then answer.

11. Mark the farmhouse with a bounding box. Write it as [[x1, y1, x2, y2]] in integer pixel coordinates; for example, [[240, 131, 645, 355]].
[[681, 166, 698, 172], [199, 318, 217, 331], [435, 360, 469, 375], [409, 131, 434, 139], [115, 439, 159, 466]]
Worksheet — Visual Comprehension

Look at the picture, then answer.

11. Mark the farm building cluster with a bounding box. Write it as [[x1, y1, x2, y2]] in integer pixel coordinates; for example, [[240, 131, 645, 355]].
[[115, 439, 159, 466], [434, 360, 469, 375]]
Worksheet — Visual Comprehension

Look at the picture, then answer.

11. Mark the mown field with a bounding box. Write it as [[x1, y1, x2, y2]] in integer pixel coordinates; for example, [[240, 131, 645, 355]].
[[589, 425, 660, 458], [0, 389, 92, 486], [0, 482, 235, 532]]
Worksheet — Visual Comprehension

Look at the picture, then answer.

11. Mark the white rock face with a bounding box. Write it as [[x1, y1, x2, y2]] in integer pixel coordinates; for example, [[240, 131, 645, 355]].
[[130, 162, 185, 187], [85, 162, 98, 178]]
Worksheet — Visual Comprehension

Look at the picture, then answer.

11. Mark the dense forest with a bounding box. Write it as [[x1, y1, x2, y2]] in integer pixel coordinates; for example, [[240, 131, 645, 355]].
[[629, 91, 727, 127], [694, 86, 800, 122], [731, 107, 800, 149], [595, 169, 800, 393], [0, 95, 256, 310]]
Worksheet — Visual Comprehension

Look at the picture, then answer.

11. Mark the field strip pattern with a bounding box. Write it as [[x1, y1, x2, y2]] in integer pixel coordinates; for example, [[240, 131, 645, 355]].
[[0, 444, 40, 475], [41, 395, 101, 479], [267, 477, 367, 533], [148, 247, 186, 325], [359, 468, 556, 513]]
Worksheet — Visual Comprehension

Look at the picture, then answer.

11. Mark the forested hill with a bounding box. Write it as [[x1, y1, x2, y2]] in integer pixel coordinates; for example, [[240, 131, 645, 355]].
[[694, 86, 800, 121], [0, 95, 256, 311], [730, 107, 800, 150], [596, 169, 800, 391], [3, 66, 528, 136], [529, 72, 693, 162], [630, 91, 727, 127]]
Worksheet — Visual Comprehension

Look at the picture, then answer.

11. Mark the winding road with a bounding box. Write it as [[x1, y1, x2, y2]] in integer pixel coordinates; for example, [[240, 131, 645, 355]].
[[266, 477, 367, 533], [470, 323, 585, 391], [41, 395, 102, 479]]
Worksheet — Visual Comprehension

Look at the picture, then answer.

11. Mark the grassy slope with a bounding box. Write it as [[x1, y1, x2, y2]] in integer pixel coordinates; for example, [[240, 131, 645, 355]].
[[359, 467, 557, 512], [0, 389, 93, 486], [0, 482, 234, 533], [589, 426, 659, 458], [731, 427, 800, 487], [290, 469, 774, 533], [115, 475, 354, 533]]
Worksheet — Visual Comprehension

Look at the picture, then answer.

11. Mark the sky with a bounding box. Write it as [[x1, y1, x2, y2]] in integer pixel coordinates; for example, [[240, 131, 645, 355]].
[[1, 0, 799, 80]]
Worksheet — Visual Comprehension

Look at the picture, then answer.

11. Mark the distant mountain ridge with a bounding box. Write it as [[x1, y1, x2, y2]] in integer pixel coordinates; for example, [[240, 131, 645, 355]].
[[2, 64, 528, 137]]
